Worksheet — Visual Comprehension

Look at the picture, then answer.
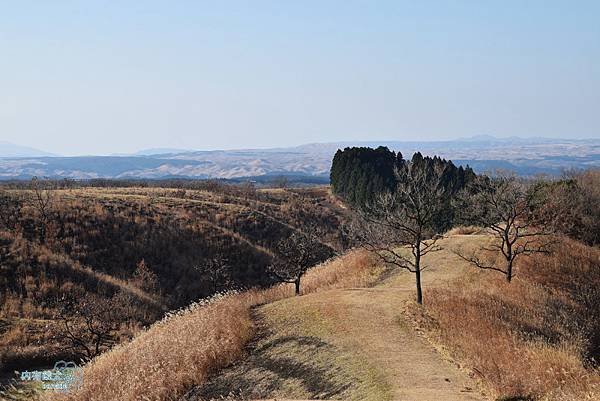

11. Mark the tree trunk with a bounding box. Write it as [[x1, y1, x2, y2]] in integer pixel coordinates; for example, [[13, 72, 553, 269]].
[[415, 266, 423, 304], [415, 242, 423, 304], [40, 222, 47, 245], [294, 277, 301, 296], [505, 232, 513, 283]]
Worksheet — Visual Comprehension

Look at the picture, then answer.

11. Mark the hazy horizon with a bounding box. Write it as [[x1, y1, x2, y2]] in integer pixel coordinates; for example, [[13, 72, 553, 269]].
[[2, 1, 599, 156], [3, 134, 599, 158]]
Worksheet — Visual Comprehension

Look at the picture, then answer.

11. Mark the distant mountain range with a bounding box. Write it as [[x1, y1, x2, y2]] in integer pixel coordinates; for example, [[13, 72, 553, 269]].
[[110, 148, 196, 157], [0, 141, 57, 158], [0, 137, 598, 180]]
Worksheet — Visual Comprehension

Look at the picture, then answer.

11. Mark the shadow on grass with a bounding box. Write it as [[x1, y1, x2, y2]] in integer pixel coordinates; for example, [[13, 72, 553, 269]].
[[184, 335, 354, 400]]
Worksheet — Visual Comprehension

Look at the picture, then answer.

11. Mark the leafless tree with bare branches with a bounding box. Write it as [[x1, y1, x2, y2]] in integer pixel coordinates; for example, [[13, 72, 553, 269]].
[[58, 294, 121, 361], [29, 177, 56, 244], [453, 174, 554, 282], [194, 256, 233, 293], [267, 225, 333, 295], [351, 162, 448, 304], [0, 190, 22, 231], [271, 175, 289, 189]]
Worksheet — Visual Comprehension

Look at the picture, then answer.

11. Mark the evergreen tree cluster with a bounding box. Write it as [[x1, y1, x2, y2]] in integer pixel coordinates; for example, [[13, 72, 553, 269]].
[[329, 146, 399, 207], [330, 146, 475, 230]]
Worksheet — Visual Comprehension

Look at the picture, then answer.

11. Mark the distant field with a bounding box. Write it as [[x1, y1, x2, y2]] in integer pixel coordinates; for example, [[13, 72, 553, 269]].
[[1, 137, 598, 179]]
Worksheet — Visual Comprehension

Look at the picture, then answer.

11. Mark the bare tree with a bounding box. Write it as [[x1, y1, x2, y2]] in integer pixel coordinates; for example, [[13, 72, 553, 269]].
[[239, 181, 257, 200], [268, 226, 333, 295], [194, 256, 233, 293], [58, 294, 121, 361], [271, 175, 289, 189], [29, 177, 56, 244], [351, 162, 447, 304], [453, 174, 554, 282], [0, 190, 22, 230], [132, 259, 159, 293], [528, 170, 600, 246]]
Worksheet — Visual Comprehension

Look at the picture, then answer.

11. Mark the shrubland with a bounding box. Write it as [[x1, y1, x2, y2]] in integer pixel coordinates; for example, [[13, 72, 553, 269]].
[[0, 183, 345, 373], [410, 170, 600, 400], [413, 236, 600, 400], [47, 249, 379, 401], [529, 169, 600, 246]]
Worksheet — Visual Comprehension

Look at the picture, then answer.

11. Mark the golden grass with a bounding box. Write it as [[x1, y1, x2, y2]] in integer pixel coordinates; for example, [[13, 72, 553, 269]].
[[414, 237, 600, 400], [444, 225, 484, 236], [302, 250, 382, 294], [47, 249, 378, 401], [233, 294, 393, 401]]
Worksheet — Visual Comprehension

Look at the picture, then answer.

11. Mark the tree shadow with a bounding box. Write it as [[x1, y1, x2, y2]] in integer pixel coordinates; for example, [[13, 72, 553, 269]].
[[184, 335, 354, 400]]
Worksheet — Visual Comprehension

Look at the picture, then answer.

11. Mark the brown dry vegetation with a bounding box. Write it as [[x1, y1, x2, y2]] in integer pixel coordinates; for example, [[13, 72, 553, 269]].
[[444, 225, 483, 236], [45, 249, 379, 401], [414, 236, 600, 400], [0, 185, 345, 375], [3, 172, 599, 401]]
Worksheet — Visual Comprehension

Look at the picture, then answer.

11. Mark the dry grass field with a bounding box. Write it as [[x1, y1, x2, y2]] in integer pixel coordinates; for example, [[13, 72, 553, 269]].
[[0, 184, 346, 394], [182, 234, 598, 401], [412, 234, 600, 401], [2, 184, 599, 401], [45, 250, 380, 401]]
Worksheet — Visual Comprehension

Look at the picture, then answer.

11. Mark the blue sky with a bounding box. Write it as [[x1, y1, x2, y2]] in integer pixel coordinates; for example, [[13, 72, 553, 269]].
[[1, 1, 599, 155]]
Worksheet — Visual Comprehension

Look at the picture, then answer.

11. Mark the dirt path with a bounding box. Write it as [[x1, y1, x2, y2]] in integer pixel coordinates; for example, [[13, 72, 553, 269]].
[[184, 235, 489, 401], [306, 286, 483, 401]]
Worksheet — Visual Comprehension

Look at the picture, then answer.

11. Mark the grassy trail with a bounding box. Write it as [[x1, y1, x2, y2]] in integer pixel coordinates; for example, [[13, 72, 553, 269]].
[[184, 235, 490, 401]]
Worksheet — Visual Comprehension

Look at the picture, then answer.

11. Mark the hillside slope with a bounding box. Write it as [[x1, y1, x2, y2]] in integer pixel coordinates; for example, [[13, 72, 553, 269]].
[[182, 232, 600, 401], [14, 231, 597, 401], [0, 185, 344, 377], [184, 235, 490, 400]]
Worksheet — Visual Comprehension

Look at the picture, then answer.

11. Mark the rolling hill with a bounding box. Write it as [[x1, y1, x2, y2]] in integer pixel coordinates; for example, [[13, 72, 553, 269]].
[[35, 232, 600, 401], [0, 185, 345, 381], [0, 137, 598, 180]]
